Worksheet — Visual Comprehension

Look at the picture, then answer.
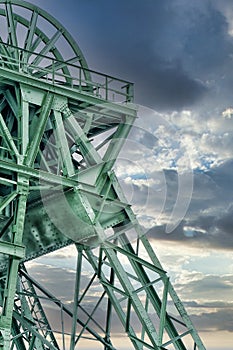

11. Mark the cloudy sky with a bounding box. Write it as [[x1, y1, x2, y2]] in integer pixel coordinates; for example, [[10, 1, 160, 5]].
[[25, 1, 233, 349]]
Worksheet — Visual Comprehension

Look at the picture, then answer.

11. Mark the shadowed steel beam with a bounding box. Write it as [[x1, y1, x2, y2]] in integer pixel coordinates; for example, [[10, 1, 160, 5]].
[[25, 92, 54, 166], [0, 112, 19, 158], [85, 248, 143, 350], [0, 179, 29, 348], [31, 30, 63, 67], [69, 246, 83, 350], [53, 110, 75, 176], [13, 311, 57, 350], [23, 10, 38, 54], [21, 100, 29, 156], [5, 3, 18, 59], [18, 268, 117, 349]]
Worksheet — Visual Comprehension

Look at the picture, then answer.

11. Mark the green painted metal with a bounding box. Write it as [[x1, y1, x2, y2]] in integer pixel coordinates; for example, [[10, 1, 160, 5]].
[[0, 1, 206, 349]]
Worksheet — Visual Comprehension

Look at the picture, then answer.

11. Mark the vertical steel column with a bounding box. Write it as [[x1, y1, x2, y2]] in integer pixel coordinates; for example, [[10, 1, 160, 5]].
[[0, 175, 29, 349], [69, 245, 83, 350]]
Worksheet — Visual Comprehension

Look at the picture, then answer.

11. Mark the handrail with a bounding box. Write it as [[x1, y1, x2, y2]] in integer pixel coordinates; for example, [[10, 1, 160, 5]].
[[0, 42, 134, 103]]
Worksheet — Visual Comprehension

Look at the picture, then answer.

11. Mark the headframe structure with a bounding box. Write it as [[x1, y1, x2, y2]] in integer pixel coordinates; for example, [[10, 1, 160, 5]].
[[0, 1, 206, 349]]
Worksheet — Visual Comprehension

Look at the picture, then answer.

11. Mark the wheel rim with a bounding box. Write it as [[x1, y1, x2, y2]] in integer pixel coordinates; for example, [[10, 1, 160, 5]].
[[0, 0, 91, 82]]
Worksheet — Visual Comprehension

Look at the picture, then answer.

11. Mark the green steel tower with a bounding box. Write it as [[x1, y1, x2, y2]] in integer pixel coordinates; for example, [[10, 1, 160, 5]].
[[0, 1, 206, 349]]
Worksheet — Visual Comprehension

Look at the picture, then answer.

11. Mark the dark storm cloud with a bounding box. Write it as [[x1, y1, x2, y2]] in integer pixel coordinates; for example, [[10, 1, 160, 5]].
[[215, 204, 233, 233], [192, 309, 233, 332], [176, 2, 231, 73], [176, 274, 233, 332], [144, 158, 233, 250], [27, 0, 233, 111], [185, 300, 233, 309], [27, 263, 94, 301], [176, 274, 233, 296], [207, 159, 233, 194], [147, 214, 233, 250], [70, 0, 232, 111], [133, 58, 208, 111]]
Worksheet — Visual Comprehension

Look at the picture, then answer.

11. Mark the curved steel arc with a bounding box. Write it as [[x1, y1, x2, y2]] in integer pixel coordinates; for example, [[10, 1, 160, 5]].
[[0, 0, 91, 81]]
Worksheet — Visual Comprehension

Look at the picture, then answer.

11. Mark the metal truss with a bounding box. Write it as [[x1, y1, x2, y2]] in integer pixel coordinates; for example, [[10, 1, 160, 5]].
[[0, 1, 206, 349]]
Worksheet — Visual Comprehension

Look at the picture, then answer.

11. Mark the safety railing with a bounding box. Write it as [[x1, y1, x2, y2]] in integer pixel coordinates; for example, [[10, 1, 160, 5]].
[[0, 43, 134, 103]]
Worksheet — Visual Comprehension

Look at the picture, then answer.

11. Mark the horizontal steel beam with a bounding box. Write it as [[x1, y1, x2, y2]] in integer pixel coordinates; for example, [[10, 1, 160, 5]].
[[0, 159, 77, 187], [0, 241, 25, 259], [0, 67, 137, 117]]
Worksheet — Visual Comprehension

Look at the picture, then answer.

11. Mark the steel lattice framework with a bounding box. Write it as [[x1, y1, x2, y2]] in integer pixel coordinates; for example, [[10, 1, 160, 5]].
[[0, 1, 206, 349]]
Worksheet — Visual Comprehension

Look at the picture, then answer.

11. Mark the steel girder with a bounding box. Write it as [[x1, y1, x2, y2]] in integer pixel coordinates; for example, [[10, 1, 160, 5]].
[[0, 1, 206, 349]]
